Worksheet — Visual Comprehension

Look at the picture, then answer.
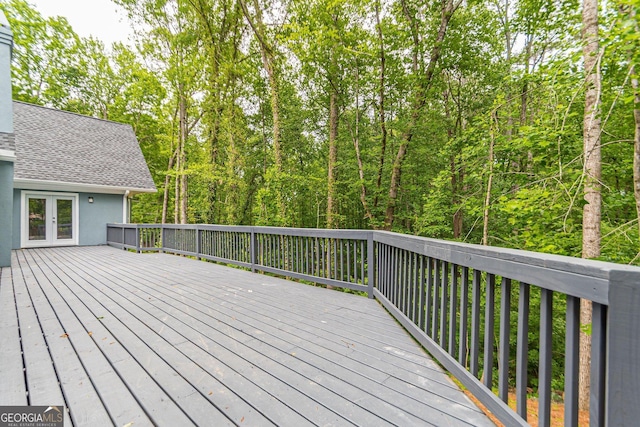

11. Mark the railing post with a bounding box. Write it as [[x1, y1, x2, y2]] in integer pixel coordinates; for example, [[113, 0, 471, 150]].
[[367, 232, 374, 299], [121, 225, 125, 250], [250, 227, 257, 273], [160, 225, 165, 253], [196, 225, 201, 260], [605, 270, 640, 426], [135, 225, 140, 253]]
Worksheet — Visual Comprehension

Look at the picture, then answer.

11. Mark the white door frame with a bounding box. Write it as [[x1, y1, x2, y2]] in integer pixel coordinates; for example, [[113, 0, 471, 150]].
[[21, 191, 79, 248]]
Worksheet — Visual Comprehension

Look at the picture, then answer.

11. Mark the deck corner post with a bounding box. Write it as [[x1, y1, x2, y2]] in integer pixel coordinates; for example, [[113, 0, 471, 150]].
[[160, 225, 166, 254], [250, 227, 257, 273], [605, 269, 640, 426], [367, 231, 375, 299]]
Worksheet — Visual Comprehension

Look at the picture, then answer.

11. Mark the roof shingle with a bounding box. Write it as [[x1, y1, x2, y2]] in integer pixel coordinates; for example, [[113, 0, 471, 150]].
[[13, 101, 156, 192]]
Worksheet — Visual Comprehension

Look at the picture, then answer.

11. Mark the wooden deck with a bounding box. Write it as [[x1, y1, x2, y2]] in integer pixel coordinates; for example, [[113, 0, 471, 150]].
[[0, 246, 494, 427]]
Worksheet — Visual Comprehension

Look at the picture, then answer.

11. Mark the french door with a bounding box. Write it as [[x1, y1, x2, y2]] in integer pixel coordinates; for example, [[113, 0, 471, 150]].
[[22, 192, 78, 247]]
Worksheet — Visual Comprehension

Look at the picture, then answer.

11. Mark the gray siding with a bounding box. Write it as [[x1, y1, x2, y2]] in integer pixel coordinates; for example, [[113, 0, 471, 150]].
[[12, 189, 123, 248]]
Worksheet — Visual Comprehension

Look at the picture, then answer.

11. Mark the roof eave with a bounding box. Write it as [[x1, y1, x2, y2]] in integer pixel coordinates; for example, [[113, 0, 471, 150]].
[[14, 178, 157, 195]]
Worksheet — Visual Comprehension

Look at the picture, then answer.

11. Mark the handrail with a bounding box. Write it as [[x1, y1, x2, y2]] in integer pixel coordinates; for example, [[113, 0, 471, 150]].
[[106, 223, 640, 427], [374, 231, 611, 304]]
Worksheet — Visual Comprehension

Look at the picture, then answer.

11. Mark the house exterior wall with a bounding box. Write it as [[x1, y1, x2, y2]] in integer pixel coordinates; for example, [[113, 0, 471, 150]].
[[0, 12, 14, 267], [12, 189, 124, 249], [0, 161, 13, 266], [78, 193, 123, 245]]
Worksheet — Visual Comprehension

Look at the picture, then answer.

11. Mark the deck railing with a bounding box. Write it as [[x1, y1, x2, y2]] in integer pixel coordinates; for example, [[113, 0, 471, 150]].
[[107, 223, 640, 427]]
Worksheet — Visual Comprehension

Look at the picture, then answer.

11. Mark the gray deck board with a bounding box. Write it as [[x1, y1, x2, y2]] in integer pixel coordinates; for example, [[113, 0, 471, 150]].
[[1, 246, 495, 427], [0, 267, 27, 405], [45, 249, 368, 426], [76, 248, 476, 413], [11, 253, 72, 427], [27, 250, 224, 427], [14, 251, 111, 426], [18, 250, 153, 427], [67, 247, 476, 424]]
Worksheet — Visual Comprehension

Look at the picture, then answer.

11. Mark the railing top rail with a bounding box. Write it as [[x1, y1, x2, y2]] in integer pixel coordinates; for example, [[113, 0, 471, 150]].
[[254, 226, 370, 239], [198, 224, 254, 232], [107, 223, 138, 229], [374, 230, 640, 304], [109, 223, 371, 238], [106, 223, 640, 305], [375, 230, 640, 276]]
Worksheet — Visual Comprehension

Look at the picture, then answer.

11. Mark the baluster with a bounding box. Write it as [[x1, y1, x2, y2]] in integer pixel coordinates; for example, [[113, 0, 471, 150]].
[[425, 257, 433, 336], [590, 302, 606, 427], [339, 239, 344, 281], [333, 238, 337, 280], [499, 277, 512, 403], [539, 289, 553, 427], [418, 255, 425, 329], [448, 264, 458, 356], [459, 267, 469, 367], [432, 260, 441, 342], [413, 253, 419, 324], [470, 269, 481, 378], [440, 261, 449, 349], [563, 295, 579, 427], [484, 273, 495, 389], [360, 240, 365, 286], [353, 241, 358, 284], [516, 282, 530, 420], [399, 249, 409, 316]]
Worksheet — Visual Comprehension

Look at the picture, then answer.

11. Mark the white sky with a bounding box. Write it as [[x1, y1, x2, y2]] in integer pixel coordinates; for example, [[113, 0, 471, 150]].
[[29, 0, 133, 47]]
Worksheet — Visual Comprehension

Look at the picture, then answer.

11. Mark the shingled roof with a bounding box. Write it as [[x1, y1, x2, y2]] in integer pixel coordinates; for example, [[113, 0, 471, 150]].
[[13, 101, 156, 193]]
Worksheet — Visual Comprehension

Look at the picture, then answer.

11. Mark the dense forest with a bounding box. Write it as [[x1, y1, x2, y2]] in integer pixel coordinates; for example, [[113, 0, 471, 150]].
[[1, 0, 639, 266]]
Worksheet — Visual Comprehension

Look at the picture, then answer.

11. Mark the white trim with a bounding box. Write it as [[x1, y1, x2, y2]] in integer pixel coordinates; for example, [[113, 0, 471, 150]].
[[0, 149, 15, 162], [14, 178, 156, 195], [123, 190, 130, 223], [21, 191, 79, 248]]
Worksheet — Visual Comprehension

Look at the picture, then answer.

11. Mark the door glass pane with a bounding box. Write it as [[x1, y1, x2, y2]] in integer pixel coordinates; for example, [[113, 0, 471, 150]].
[[28, 198, 47, 240], [57, 199, 73, 240]]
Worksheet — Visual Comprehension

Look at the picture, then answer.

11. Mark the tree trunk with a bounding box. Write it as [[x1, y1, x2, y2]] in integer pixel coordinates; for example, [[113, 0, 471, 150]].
[[453, 166, 464, 238], [483, 114, 496, 246], [327, 87, 339, 229], [174, 145, 181, 224], [350, 64, 373, 223], [579, 0, 601, 410], [444, 81, 463, 238], [384, 0, 460, 230], [630, 6, 640, 246], [634, 69, 640, 241], [161, 151, 176, 224], [374, 0, 387, 211], [240, 0, 285, 223], [178, 90, 188, 224]]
